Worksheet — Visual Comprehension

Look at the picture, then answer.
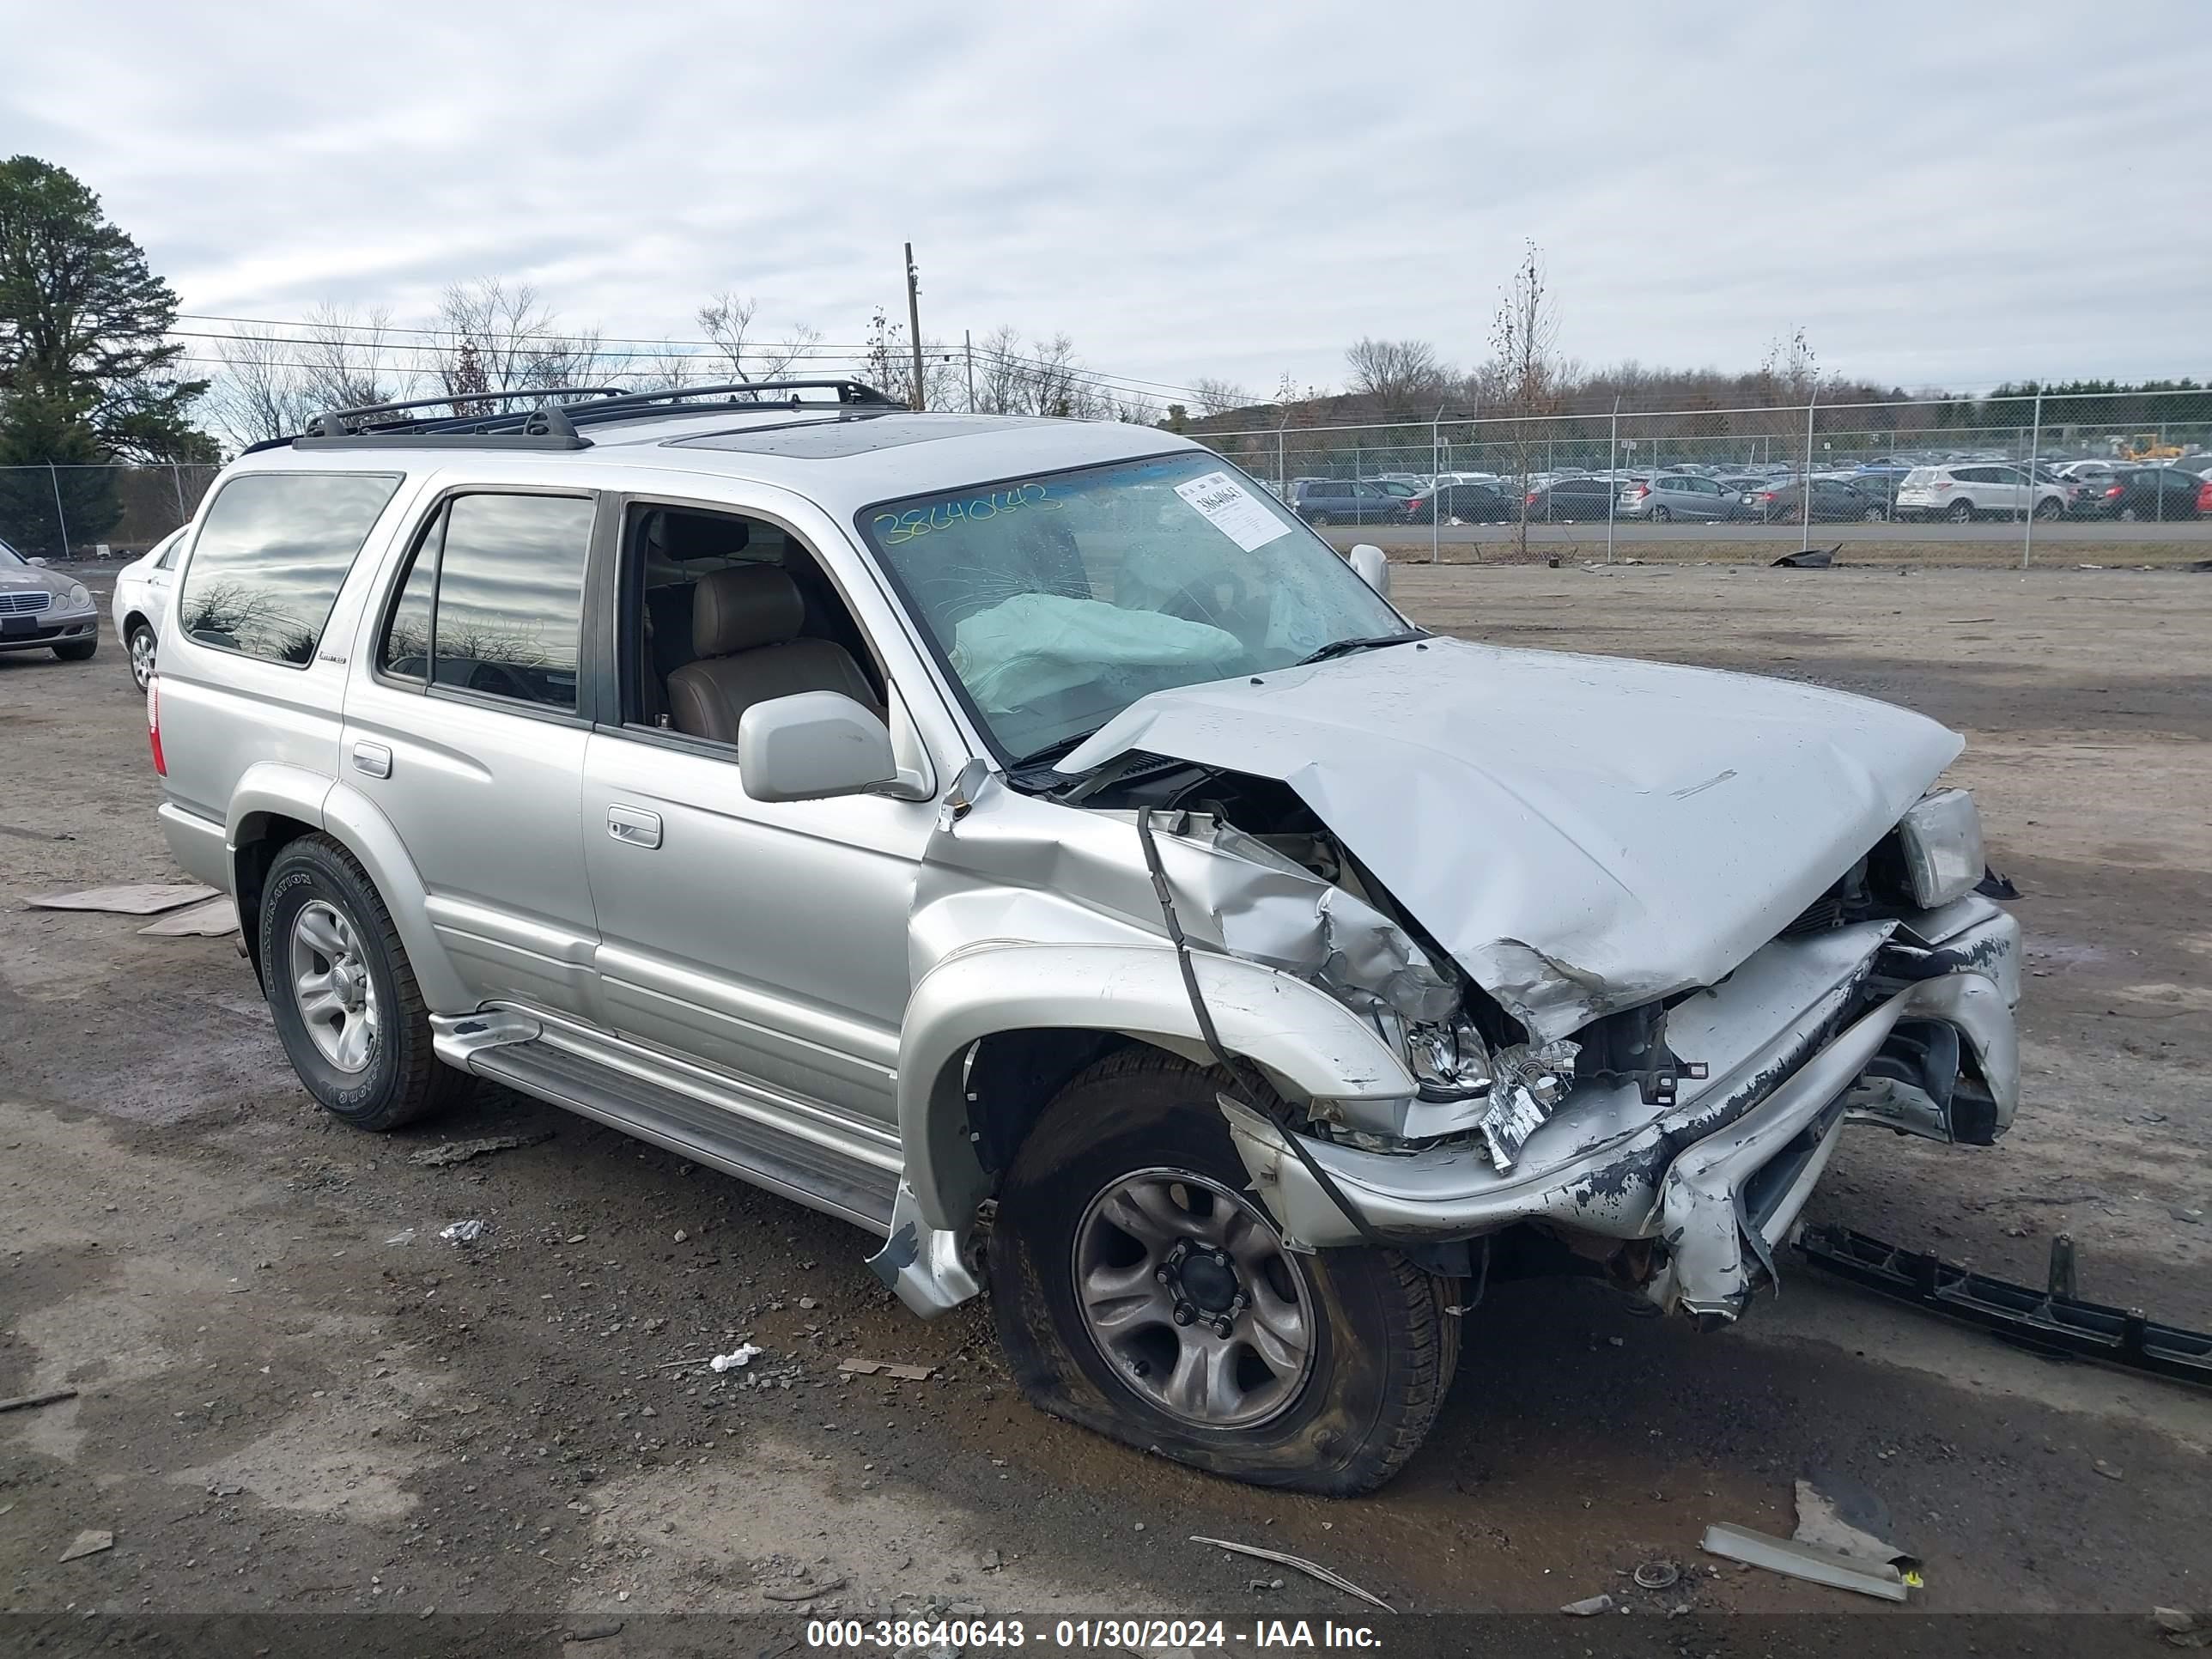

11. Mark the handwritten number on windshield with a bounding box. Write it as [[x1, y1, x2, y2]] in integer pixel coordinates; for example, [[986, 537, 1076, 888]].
[[873, 482, 1060, 547]]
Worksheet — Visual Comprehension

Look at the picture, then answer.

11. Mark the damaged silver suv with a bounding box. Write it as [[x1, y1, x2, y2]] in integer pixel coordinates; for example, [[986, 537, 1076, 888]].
[[148, 382, 2020, 1492]]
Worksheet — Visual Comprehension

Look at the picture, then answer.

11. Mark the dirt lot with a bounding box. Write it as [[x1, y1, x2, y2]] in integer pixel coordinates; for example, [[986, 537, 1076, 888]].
[[3, 562, 2209, 1643]]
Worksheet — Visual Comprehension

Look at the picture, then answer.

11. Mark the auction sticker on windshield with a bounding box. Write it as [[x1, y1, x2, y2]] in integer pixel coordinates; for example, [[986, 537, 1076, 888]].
[[1173, 471, 1292, 552]]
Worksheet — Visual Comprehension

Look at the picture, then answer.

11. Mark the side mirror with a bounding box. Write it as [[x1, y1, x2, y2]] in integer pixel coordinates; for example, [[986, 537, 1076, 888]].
[[737, 690, 898, 803], [1348, 544, 1390, 597], [27, 556, 50, 568]]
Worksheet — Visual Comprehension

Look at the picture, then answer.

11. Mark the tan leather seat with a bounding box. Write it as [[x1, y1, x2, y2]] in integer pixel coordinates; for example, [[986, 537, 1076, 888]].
[[665, 565, 881, 744]]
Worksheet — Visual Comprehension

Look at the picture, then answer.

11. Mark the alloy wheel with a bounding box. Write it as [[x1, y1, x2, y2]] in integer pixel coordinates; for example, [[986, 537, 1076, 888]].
[[1072, 1168, 1316, 1430], [289, 899, 380, 1073]]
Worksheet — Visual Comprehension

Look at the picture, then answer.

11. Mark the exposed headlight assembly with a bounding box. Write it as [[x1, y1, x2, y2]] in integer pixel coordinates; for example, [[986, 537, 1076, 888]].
[[1898, 787, 1984, 909]]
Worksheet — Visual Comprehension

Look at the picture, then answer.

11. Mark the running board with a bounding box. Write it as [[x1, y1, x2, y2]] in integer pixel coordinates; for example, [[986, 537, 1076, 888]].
[[451, 1030, 899, 1236]]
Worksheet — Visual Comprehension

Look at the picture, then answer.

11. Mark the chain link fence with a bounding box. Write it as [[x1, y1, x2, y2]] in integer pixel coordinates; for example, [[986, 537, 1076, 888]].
[[1194, 386, 2212, 562], [0, 463, 222, 560]]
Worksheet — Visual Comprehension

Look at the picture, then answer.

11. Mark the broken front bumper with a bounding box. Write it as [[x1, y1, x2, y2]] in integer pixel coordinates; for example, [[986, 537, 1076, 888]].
[[1225, 898, 2021, 1322]]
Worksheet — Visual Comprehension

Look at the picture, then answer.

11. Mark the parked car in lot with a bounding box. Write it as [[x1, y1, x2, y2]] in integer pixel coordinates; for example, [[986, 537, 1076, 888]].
[[2072, 465, 2209, 521], [0, 536, 100, 662], [144, 380, 2023, 1492], [1402, 481, 1514, 524], [1291, 477, 1406, 526], [111, 526, 186, 690], [1525, 476, 1621, 521], [1616, 473, 1741, 521], [1894, 465, 2067, 522], [1743, 477, 1892, 523]]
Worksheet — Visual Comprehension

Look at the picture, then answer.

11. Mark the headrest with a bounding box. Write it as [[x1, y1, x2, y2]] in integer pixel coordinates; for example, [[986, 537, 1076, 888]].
[[693, 563, 804, 658], [659, 512, 750, 562]]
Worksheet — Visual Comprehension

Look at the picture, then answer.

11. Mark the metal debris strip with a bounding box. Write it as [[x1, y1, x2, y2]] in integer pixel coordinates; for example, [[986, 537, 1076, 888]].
[[26, 883, 217, 915], [408, 1132, 551, 1168], [1189, 1536, 1393, 1613], [1700, 1522, 1910, 1602], [1797, 1224, 2212, 1388], [0, 1388, 76, 1414]]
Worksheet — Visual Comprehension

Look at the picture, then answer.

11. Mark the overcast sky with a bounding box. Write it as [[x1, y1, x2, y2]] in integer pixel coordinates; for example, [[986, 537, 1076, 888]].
[[5, 3, 2207, 404]]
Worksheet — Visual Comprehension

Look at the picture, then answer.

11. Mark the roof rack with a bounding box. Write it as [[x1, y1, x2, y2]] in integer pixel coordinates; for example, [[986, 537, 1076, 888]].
[[283, 379, 906, 452]]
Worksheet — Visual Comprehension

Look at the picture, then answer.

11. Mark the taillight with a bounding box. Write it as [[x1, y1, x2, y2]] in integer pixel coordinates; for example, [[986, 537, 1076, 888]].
[[147, 676, 166, 776], [2106, 484, 2124, 499], [1526, 490, 1540, 505], [1759, 491, 1776, 501], [2198, 482, 2212, 512], [1629, 484, 1649, 500]]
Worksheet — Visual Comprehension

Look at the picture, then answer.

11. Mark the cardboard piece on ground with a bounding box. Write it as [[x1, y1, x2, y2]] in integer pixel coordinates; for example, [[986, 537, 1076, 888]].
[[58, 1529, 114, 1562], [137, 896, 240, 937], [28, 883, 217, 915]]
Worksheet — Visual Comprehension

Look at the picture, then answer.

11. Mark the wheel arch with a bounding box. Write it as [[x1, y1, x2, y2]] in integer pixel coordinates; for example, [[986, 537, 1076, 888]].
[[896, 942, 1415, 1231]]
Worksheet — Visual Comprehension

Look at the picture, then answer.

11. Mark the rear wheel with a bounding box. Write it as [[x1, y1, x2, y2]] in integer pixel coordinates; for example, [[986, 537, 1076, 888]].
[[2033, 498, 2062, 521], [1946, 499, 1976, 523], [126, 622, 157, 690], [52, 636, 97, 661], [1306, 511, 1334, 527], [990, 1051, 1459, 1494], [1650, 505, 1672, 523], [1862, 505, 1887, 522], [2118, 506, 2140, 523], [260, 834, 472, 1132]]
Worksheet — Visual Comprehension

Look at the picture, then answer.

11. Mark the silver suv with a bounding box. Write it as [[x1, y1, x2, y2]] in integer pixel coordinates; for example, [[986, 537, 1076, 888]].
[[148, 382, 2022, 1493]]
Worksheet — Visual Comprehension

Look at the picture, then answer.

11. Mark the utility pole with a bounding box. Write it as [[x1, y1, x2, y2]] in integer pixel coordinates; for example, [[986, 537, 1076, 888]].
[[903, 243, 927, 411], [963, 329, 975, 413]]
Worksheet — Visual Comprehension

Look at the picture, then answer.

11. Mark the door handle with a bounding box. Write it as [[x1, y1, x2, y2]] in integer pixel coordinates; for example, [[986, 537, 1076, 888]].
[[607, 805, 661, 849], [352, 741, 392, 779]]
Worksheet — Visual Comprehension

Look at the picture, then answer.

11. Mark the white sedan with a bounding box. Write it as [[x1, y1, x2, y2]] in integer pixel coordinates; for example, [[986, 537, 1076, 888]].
[[111, 527, 185, 690]]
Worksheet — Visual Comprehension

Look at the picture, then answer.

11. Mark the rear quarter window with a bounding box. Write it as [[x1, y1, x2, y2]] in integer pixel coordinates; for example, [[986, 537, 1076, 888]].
[[178, 471, 402, 665]]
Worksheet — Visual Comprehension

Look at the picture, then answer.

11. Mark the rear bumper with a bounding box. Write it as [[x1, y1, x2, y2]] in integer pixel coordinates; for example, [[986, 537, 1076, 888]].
[[1227, 901, 2021, 1322]]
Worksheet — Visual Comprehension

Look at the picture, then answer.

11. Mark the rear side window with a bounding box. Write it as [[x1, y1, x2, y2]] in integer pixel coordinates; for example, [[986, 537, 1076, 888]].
[[376, 492, 594, 711], [178, 472, 401, 665]]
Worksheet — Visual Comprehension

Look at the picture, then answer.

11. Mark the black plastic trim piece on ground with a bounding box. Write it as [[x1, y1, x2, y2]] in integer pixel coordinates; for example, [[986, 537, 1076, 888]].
[[1796, 1224, 2212, 1388]]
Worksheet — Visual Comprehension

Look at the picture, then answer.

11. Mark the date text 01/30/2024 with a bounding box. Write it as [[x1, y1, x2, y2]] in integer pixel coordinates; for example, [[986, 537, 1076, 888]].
[[804, 1618, 1383, 1649]]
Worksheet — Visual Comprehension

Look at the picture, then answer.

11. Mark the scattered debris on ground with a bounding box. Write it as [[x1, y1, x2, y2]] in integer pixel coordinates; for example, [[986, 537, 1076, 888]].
[[58, 1529, 114, 1562], [137, 896, 239, 936], [0, 1387, 77, 1414], [1190, 1536, 1392, 1613], [409, 1132, 552, 1168], [837, 1358, 936, 1381], [27, 883, 216, 915], [437, 1219, 486, 1243], [1701, 1522, 1911, 1601], [1773, 546, 1840, 568], [1560, 1592, 1614, 1615], [1632, 1559, 1680, 1589], [708, 1344, 764, 1372], [762, 1577, 846, 1602]]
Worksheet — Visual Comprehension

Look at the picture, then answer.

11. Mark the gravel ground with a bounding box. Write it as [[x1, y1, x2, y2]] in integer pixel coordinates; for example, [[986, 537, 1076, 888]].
[[2, 562, 2208, 1640]]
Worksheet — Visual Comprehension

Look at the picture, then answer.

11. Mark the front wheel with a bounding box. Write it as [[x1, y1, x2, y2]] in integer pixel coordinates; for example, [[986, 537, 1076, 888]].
[[2118, 506, 2140, 523], [990, 1051, 1460, 1494], [1863, 506, 1887, 522], [260, 834, 472, 1132], [2033, 498, 2062, 521]]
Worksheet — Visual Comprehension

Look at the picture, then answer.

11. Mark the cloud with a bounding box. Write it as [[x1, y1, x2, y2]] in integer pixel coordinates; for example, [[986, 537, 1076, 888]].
[[4, 0, 2206, 395]]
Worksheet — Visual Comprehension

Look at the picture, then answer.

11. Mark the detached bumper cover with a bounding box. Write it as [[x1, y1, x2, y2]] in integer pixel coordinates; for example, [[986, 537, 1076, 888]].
[[1228, 902, 2021, 1322]]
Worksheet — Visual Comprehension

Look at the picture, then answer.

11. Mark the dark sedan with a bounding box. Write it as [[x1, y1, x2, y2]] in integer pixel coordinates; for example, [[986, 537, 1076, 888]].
[[2072, 466, 2207, 521], [1401, 482, 1515, 525], [1742, 477, 1891, 523], [1522, 477, 1620, 521]]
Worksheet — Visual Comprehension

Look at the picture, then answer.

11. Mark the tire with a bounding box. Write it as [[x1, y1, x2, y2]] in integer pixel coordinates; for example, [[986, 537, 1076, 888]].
[[2118, 506, 2140, 523], [52, 636, 97, 662], [1307, 512, 1333, 527], [259, 834, 473, 1132], [1650, 505, 1672, 523], [1863, 506, 1887, 522], [990, 1050, 1460, 1494], [1946, 499, 1975, 523], [2033, 498, 2062, 521], [125, 621, 157, 690]]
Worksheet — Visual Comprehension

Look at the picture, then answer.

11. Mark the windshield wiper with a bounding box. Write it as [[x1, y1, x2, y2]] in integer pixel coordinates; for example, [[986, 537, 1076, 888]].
[[1005, 728, 1103, 775], [1293, 629, 1426, 667]]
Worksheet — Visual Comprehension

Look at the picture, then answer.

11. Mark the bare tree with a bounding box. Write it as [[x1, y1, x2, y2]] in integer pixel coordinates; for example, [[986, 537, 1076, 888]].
[[696, 291, 822, 387], [1189, 376, 1253, 418], [203, 328, 319, 447], [202, 303, 410, 447], [1344, 337, 1451, 410], [430, 278, 604, 405], [1484, 241, 1561, 561]]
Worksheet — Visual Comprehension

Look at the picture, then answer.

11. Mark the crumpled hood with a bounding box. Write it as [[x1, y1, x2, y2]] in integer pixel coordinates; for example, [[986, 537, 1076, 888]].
[[1062, 636, 1961, 1040]]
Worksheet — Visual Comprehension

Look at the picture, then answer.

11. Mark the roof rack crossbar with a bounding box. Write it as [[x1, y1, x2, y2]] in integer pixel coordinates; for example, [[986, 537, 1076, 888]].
[[559, 380, 905, 427], [305, 386, 629, 436]]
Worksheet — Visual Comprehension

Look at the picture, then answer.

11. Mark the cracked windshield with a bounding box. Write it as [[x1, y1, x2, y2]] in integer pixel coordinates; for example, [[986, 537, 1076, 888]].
[[862, 451, 1405, 763]]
